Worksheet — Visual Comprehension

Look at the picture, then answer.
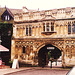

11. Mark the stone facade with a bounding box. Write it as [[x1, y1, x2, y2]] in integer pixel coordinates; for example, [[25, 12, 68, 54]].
[[11, 7, 75, 67]]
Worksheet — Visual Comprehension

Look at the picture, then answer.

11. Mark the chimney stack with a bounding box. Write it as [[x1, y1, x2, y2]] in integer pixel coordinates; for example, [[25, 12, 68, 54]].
[[22, 6, 28, 12]]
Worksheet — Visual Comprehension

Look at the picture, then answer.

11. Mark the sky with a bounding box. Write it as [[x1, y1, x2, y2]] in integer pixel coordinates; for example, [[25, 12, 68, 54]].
[[0, 0, 75, 10]]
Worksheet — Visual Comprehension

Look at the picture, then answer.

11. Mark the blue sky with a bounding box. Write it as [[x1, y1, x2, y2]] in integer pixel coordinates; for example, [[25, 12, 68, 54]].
[[0, 0, 75, 10]]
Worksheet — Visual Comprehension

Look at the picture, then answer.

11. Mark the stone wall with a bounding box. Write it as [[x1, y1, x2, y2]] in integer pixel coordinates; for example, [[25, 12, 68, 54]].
[[11, 7, 75, 67]]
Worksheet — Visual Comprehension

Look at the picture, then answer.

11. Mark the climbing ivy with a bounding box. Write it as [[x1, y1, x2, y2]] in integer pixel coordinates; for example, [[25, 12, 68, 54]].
[[0, 23, 13, 36]]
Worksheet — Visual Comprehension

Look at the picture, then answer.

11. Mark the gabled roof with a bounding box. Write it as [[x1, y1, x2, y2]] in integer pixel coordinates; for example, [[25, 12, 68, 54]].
[[0, 6, 22, 23], [0, 7, 6, 17], [0, 6, 38, 16], [0, 7, 6, 21], [22, 6, 38, 13], [1, 7, 14, 18], [6, 7, 14, 18], [9, 8, 23, 14], [0, 6, 23, 18]]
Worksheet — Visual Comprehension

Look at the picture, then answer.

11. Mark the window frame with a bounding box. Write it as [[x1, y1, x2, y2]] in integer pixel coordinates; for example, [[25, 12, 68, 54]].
[[68, 22, 71, 34], [43, 23, 45, 31], [51, 23, 54, 31], [29, 26, 32, 36], [26, 26, 28, 36], [72, 23, 75, 34], [23, 46, 25, 53], [47, 23, 49, 31], [4, 15, 10, 21]]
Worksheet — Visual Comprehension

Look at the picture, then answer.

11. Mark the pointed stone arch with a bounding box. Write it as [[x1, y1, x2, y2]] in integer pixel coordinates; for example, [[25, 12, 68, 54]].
[[36, 41, 64, 53], [37, 43, 62, 66]]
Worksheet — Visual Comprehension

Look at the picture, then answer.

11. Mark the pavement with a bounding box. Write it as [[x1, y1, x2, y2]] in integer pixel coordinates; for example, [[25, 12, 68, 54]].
[[0, 66, 70, 75], [0, 66, 32, 75]]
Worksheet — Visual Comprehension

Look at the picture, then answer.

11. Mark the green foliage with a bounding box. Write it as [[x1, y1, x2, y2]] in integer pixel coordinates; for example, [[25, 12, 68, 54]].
[[0, 23, 13, 36], [48, 51, 51, 60], [4, 21, 8, 23], [9, 60, 13, 64]]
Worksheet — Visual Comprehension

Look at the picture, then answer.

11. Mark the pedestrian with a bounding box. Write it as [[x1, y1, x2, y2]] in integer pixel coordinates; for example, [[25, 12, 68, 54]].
[[0, 57, 2, 68]]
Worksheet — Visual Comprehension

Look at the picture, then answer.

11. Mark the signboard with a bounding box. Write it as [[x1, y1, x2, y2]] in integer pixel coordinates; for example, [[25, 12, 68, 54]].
[[47, 47, 55, 50], [12, 59, 19, 69]]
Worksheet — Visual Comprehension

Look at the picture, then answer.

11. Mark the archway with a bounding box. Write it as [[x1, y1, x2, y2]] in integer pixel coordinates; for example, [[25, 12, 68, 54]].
[[38, 44, 61, 67]]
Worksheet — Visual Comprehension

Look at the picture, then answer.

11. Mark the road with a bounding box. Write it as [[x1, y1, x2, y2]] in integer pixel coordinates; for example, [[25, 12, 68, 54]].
[[5, 68, 69, 75]]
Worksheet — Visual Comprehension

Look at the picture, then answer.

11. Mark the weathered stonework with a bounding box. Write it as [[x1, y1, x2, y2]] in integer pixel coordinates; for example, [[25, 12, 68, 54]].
[[11, 7, 75, 67]]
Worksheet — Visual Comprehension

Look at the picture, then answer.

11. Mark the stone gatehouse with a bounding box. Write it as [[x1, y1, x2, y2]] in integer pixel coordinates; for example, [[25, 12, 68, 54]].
[[11, 7, 75, 67]]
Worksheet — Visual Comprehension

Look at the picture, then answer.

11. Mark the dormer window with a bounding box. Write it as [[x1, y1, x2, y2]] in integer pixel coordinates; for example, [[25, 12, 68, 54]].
[[4, 15, 10, 21], [8, 15, 10, 20], [5, 15, 7, 20]]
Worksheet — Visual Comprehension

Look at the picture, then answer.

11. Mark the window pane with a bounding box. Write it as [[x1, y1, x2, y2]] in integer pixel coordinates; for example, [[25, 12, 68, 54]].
[[8, 15, 10, 20], [5, 15, 7, 20], [43, 23, 45, 31], [29, 26, 31, 36], [23, 46, 25, 53], [47, 23, 49, 31], [68, 24, 71, 34], [26, 26, 28, 36], [51, 23, 54, 31], [73, 24, 75, 33]]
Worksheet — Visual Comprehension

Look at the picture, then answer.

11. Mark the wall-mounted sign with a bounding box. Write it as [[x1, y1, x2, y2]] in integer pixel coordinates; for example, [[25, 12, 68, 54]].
[[47, 47, 55, 50]]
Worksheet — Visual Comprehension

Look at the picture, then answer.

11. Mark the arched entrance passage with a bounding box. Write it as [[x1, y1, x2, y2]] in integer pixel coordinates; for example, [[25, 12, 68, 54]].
[[38, 44, 61, 67]]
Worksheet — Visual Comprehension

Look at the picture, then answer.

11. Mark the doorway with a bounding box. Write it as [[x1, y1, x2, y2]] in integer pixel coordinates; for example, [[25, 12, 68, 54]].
[[38, 44, 61, 67]]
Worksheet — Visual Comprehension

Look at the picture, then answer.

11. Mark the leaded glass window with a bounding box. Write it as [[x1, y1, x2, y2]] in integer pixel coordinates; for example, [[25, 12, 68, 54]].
[[47, 23, 49, 31], [43, 23, 45, 31], [51, 23, 54, 31], [68, 23, 71, 34], [29, 26, 31, 36], [72, 23, 75, 33], [26, 26, 28, 36]]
